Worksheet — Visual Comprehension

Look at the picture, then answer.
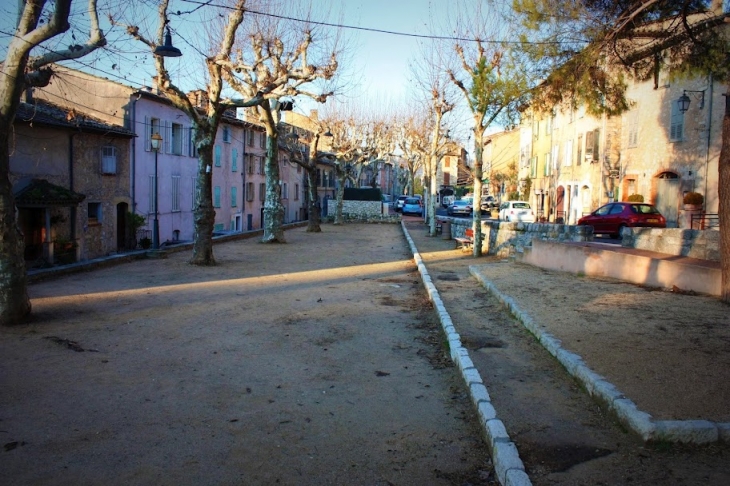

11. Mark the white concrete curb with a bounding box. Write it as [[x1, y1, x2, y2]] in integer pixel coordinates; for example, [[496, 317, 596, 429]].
[[470, 264, 730, 445], [401, 222, 532, 486]]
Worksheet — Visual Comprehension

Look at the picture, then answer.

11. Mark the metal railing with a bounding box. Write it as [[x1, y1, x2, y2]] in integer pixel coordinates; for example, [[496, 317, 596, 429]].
[[690, 213, 719, 230]]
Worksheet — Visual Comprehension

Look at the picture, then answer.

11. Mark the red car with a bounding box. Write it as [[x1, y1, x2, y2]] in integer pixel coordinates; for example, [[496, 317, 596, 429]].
[[577, 202, 666, 237]]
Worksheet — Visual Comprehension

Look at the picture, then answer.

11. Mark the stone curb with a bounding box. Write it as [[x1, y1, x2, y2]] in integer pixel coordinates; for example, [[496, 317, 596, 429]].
[[469, 264, 730, 445], [401, 222, 532, 486]]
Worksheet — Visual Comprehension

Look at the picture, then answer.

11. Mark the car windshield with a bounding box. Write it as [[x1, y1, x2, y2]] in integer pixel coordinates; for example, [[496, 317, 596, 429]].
[[405, 198, 419, 204], [630, 204, 660, 214], [453, 200, 468, 206], [512, 202, 530, 209]]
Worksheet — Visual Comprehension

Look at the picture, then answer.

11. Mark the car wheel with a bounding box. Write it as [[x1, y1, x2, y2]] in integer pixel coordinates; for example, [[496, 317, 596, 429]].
[[613, 224, 627, 239]]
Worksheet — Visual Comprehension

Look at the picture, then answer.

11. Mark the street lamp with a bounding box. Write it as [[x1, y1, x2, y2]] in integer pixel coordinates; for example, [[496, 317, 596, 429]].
[[678, 89, 705, 113], [151, 132, 162, 250]]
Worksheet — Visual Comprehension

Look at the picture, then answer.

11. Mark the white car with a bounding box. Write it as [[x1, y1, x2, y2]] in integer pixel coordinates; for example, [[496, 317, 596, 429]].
[[498, 201, 535, 223]]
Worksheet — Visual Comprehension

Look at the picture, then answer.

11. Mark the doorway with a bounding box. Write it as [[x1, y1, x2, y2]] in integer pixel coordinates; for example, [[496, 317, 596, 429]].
[[655, 172, 679, 227], [117, 202, 129, 250]]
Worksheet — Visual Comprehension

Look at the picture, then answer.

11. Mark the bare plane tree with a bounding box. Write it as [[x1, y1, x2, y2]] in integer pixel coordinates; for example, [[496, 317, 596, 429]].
[[0, 0, 106, 325]]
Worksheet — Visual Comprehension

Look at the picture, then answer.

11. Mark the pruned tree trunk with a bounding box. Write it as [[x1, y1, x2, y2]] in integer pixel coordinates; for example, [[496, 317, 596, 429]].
[[472, 124, 485, 257], [334, 172, 346, 225], [190, 141, 216, 265], [305, 168, 321, 232], [263, 130, 285, 243], [719, 88, 730, 303], [0, 128, 31, 324]]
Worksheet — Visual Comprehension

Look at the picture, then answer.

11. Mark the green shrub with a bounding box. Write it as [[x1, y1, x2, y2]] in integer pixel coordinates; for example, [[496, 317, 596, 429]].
[[627, 194, 644, 202], [682, 191, 703, 205]]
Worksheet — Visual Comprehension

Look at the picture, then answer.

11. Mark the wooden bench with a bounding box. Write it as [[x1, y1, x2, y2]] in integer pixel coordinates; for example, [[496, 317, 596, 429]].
[[454, 228, 474, 251]]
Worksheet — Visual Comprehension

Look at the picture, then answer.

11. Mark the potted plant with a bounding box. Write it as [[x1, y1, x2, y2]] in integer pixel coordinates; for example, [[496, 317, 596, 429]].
[[627, 194, 644, 202], [127, 211, 147, 250], [683, 191, 704, 210], [139, 237, 152, 249]]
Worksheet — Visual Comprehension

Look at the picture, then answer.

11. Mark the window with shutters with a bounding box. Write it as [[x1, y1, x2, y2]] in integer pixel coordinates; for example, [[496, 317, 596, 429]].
[[530, 156, 537, 178], [223, 126, 231, 143], [232, 148, 238, 172], [294, 183, 299, 200], [189, 127, 198, 157], [282, 182, 288, 199], [171, 123, 183, 155], [149, 175, 156, 213], [101, 146, 117, 174], [260, 132, 266, 147], [670, 100, 684, 142], [171, 175, 181, 212], [563, 140, 573, 166], [214, 186, 221, 207], [577, 134, 583, 166], [258, 156, 265, 174], [247, 182, 254, 201], [231, 186, 237, 207], [544, 152, 551, 176], [247, 129, 255, 146], [215, 145, 222, 167], [247, 154, 254, 174], [259, 183, 265, 201]]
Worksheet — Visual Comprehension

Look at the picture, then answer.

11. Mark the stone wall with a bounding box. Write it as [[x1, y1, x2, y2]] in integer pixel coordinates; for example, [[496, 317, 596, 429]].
[[447, 218, 591, 256], [324, 200, 400, 223], [624, 228, 720, 262], [447, 217, 720, 261]]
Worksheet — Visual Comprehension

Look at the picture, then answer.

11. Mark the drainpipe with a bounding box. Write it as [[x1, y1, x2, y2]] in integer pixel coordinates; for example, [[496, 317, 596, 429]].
[[242, 124, 247, 229], [131, 94, 140, 213], [69, 132, 77, 252], [704, 74, 713, 205]]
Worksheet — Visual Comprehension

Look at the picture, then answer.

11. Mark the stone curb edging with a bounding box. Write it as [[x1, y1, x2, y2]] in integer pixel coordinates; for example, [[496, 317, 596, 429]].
[[401, 222, 532, 486], [470, 265, 730, 445]]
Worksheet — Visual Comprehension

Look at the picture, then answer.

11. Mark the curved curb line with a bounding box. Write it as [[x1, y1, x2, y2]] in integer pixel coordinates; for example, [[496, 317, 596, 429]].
[[470, 265, 730, 445], [401, 222, 532, 486]]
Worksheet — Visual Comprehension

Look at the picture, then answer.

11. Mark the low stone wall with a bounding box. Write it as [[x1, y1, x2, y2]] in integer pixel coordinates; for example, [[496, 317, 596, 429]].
[[625, 227, 720, 262], [447, 218, 591, 256], [446, 217, 721, 262], [323, 200, 399, 223]]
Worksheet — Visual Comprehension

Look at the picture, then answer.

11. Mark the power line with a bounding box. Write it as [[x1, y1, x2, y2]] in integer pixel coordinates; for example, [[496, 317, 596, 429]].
[[178, 0, 562, 46]]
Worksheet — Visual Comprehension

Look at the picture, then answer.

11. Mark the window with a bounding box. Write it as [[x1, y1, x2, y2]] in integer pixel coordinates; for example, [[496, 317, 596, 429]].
[[259, 182, 265, 201], [146, 117, 160, 151], [585, 129, 599, 161], [223, 126, 231, 143], [444, 173, 450, 185], [214, 186, 221, 208], [149, 174, 156, 213], [576, 134, 583, 166], [101, 146, 117, 174], [232, 148, 238, 172], [260, 132, 266, 148], [258, 156, 265, 175], [329, 170, 335, 188], [189, 127, 198, 157], [215, 145, 222, 167], [88, 202, 101, 224], [171, 122, 183, 155], [171, 175, 181, 212], [247, 129, 255, 146], [563, 140, 573, 166], [545, 116, 552, 135], [530, 156, 537, 178], [247, 154, 254, 174], [444, 156, 451, 167], [282, 182, 288, 199], [294, 183, 299, 200], [231, 186, 237, 207], [246, 182, 254, 201], [670, 100, 684, 142], [544, 152, 551, 176]]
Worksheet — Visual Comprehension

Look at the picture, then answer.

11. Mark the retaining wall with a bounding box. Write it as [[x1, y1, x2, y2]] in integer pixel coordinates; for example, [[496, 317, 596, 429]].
[[625, 228, 720, 262]]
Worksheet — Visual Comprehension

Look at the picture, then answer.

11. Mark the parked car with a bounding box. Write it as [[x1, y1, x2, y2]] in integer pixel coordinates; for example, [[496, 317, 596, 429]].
[[481, 195, 498, 212], [577, 202, 666, 237], [395, 195, 409, 212], [447, 199, 473, 216], [402, 197, 423, 216], [498, 201, 535, 223]]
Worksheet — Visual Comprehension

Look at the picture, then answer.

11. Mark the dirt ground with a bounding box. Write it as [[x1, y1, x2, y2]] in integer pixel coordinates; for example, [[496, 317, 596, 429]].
[[403, 218, 730, 485], [2, 220, 729, 485], [1, 224, 494, 485]]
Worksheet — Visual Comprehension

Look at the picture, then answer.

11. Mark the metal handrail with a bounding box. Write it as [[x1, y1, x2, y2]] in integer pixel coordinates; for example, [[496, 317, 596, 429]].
[[690, 213, 719, 230]]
